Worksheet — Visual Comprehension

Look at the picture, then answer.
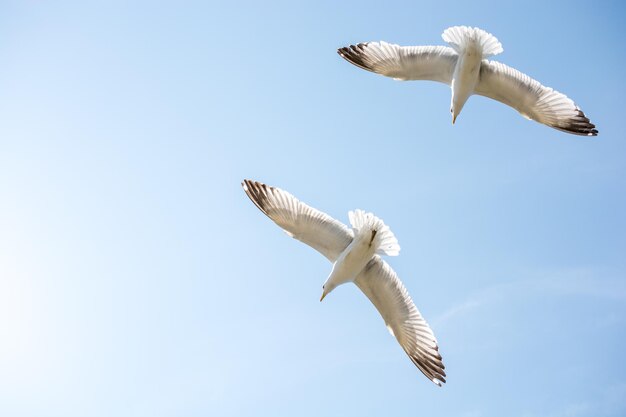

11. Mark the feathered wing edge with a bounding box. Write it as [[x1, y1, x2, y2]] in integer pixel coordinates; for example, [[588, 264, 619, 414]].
[[354, 256, 446, 386], [337, 41, 458, 83], [242, 179, 353, 262], [476, 60, 598, 136]]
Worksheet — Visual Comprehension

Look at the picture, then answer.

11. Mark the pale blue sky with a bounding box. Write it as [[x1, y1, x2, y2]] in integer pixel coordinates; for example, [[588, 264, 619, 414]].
[[0, 1, 625, 416]]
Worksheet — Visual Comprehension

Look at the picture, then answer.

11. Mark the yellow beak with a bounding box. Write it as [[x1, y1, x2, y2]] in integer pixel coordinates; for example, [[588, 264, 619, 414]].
[[320, 292, 327, 302], [452, 114, 457, 124]]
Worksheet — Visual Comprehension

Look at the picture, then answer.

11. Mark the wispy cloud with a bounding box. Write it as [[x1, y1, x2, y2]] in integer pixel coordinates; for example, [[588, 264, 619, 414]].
[[433, 299, 482, 327], [434, 267, 626, 327]]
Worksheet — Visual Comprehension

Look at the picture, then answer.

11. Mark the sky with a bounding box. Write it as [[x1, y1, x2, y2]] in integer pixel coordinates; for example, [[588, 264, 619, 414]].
[[0, 1, 625, 416]]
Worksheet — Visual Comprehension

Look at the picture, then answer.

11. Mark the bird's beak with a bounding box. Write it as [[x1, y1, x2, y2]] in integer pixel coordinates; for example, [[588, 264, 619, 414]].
[[452, 114, 457, 124], [320, 291, 327, 302]]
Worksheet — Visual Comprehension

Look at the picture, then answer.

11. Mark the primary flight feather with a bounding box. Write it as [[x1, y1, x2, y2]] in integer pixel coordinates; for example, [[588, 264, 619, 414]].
[[338, 26, 597, 136], [242, 179, 446, 386]]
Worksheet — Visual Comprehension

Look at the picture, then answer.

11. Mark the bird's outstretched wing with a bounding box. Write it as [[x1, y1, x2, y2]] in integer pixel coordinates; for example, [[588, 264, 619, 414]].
[[475, 60, 597, 136], [242, 180, 353, 262], [354, 256, 446, 386], [338, 42, 458, 83]]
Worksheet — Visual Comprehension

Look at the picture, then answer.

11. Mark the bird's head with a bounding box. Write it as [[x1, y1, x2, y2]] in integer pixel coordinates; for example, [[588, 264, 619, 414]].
[[450, 101, 464, 124], [320, 283, 336, 302], [450, 87, 469, 125]]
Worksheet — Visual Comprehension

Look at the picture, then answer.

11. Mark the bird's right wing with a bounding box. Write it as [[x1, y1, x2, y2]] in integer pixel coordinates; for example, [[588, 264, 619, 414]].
[[242, 179, 353, 262], [475, 60, 597, 136], [354, 256, 446, 386], [337, 42, 458, 84]]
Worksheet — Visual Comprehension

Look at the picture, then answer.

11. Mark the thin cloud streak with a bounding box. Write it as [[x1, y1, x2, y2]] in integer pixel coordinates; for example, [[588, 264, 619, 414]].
[[435, 267, 626, 327]]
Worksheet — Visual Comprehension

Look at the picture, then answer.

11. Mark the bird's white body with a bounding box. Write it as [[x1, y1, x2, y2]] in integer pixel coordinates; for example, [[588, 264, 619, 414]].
[[450, 40, 483, 122], [323, 209, 400, 298], [445, 26, 502, 123], [325, 231, 376, 290]]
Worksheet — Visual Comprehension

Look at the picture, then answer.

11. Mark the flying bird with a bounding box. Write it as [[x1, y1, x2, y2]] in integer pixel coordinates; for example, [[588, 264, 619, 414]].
[[242, 179, 445, 386], [338, 26, 597, 136]]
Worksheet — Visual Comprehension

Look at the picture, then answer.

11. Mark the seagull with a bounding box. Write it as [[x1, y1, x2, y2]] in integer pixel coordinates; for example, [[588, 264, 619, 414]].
[[338, 26, 597, 136], [242, 179, 446, 386]]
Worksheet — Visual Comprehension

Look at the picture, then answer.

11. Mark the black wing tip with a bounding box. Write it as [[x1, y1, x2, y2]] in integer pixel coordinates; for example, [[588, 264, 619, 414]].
[[337, 42, 376, 72], [242, 178, 266, 191], [407, 351, 447, 387], [431, 372, 447, 387], [242, 179, 272, 216], [433, 377, 446, 387], [557, 109, 598, 136], [241, 179, 260, 196], [337, 42, 368, 56]]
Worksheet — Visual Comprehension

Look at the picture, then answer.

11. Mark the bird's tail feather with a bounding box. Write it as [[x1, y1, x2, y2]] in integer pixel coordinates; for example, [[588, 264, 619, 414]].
[[442, 26, 503, 58], [348, 209, 400, 256]]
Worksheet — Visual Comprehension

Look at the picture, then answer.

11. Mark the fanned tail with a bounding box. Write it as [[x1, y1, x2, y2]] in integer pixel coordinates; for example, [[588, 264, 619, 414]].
[[442, 26, 503, 58], [348, 209, 400, 256]]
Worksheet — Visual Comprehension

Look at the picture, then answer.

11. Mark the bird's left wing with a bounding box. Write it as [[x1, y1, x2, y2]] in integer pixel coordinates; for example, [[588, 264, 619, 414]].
[[242, 180, 353, 262], [475, 60, 597, 136], [354, 256, 446, 386], [338, 42, 457, 83]]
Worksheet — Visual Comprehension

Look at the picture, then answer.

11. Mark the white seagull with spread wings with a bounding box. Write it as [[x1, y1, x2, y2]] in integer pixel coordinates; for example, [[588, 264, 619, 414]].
[[338, 26, 597, 136], [242, 179, 446, 386]]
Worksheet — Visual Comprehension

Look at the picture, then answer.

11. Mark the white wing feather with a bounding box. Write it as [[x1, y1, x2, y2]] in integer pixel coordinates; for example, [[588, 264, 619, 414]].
[[475, 60, 597, 136], [338, 41, 458, 83], [242, 180, 353, 262], [354, 256, 446, 386]]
